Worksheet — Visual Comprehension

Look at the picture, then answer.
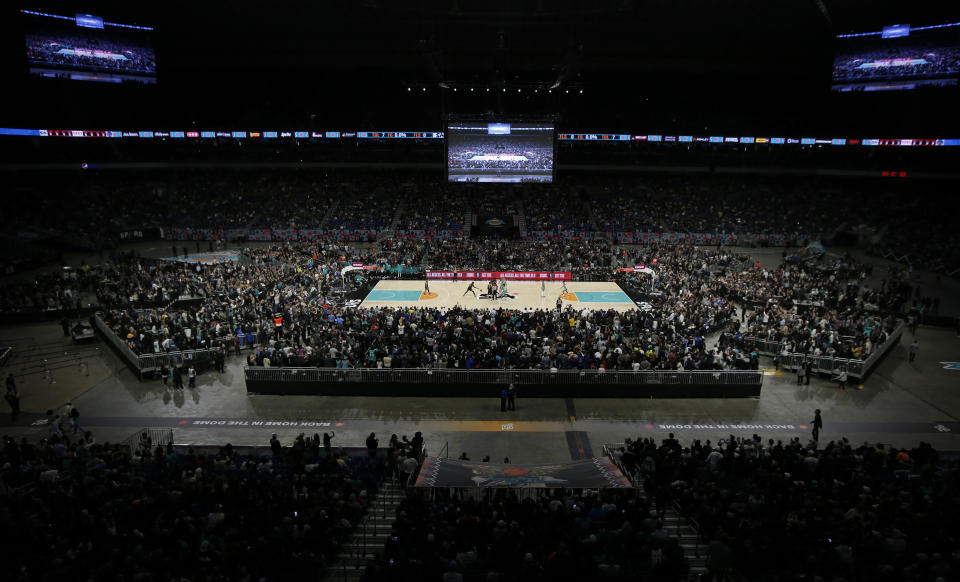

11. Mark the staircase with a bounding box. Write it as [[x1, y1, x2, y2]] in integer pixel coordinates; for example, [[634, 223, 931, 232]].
[[661, 507, 710, 579], [378, 199, 407, 242], [318, 199, 340, 230], [602, 445, 710, 580], [322, 479, 406, 582]]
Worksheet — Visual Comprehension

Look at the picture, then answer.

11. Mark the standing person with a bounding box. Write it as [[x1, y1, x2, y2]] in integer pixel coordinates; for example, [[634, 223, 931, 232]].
[[61, 318, 71, 337], [173, 366, 184, 390], [5, 384, 20, 421], [424, 279, 430, 295], [909, 340, 919, 363], [323, 431, 335, 455], [270, 433, 282, 456], [187, 365, 196, 388], [366, 432, 379, 456], [69, 405, 83, 434], [507, 383, 517, 411], [500, 386, 508, 412], [463, 281, 477, 297], [556, 296, 563, 312], [796, 362, 806, 386], [835, 368, 848, 391], [811, 409, 823, 442], [541, 280, 546, 298], [805, 361, 813, 385], [401, 452, 419, 487]]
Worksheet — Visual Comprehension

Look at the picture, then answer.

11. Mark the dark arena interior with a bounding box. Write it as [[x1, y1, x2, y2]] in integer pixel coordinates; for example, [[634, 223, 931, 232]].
[[3, 1, 960, 580]]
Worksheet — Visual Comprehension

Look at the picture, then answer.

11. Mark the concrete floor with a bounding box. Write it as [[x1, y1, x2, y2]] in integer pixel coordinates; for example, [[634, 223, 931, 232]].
[[2, 244, 959, 464]]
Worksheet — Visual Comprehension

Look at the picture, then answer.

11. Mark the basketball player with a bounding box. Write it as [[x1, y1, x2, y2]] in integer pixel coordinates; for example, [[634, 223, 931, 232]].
[[540, 280, 546, 298], [424, 279, 430, 294], [463, 281, 477, 297], [560, 281, 568, 296]]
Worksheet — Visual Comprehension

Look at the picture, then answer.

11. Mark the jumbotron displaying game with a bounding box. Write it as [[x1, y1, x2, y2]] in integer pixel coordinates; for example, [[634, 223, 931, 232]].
[[832, 22, 960, 92], [447, 119, 555, 183], [22, 8, 157, 84]]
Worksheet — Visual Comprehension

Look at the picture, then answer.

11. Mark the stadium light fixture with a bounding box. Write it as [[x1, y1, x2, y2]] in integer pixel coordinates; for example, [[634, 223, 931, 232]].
[[422, 87, 426, 92], [579, 89, 583, 94], [517, 88, 521, 92]]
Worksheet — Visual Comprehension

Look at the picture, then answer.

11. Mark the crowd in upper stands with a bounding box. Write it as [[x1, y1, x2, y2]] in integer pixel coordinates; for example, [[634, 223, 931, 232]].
[[5, 170, 955, 274], [615, 433, 960, 582]]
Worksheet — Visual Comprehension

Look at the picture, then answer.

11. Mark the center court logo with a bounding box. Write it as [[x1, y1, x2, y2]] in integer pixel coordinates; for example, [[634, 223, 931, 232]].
[[484, 218, 505, 226]]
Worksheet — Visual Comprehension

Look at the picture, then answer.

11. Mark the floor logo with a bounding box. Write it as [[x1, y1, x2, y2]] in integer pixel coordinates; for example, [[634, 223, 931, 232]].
[[484, 218, 505, 226], [939, 362, 960, 371]]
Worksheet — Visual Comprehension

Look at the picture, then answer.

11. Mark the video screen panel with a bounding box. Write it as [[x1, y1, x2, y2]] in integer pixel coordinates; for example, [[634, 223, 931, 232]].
[[22, 9, 157, 84], [447, 121, 554, 183], [832, 24, 960, 92]]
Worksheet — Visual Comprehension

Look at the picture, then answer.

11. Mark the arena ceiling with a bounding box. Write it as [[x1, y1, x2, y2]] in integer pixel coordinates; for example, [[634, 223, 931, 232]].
[[2, 0, 958, 133]]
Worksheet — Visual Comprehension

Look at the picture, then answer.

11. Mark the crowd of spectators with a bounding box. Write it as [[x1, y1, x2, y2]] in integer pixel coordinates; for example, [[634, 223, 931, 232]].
[[0, 430, 389, 581], [589, 175, 852, 239], [5, 170, 955, 274], [422, 237, 613, 273], [615, 433, 960, 581], [3, 231, 911, 374], [521, 185, 593, 233], [25, 34, 156, 75], [362, 489, 688, 581], [448, 136, 554, 171], [833, 44, 960, 83]]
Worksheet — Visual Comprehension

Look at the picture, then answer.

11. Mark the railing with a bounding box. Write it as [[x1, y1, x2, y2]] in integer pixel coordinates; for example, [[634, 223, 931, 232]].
[[94, 312, 225, 379], [744, 320, 903, 380], [92, 311, 141, 371], [121, 427, 175, 457], [244, 366, 764, 385]]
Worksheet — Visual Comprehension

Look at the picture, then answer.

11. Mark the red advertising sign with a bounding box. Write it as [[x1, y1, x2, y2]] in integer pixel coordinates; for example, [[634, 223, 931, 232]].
[[426, 271, 571, 280]]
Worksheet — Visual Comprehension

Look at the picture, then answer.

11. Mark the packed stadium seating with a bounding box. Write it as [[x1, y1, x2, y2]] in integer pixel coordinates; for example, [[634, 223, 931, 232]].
[[614, 434, 959, 581], [0, 432, 391, 581]]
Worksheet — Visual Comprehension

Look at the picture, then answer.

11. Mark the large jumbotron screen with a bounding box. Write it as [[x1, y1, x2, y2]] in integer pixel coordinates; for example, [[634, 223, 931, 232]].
[[832, 23, 960, 92], [22, 8, 157, 84], [446, 120, 555, 183]]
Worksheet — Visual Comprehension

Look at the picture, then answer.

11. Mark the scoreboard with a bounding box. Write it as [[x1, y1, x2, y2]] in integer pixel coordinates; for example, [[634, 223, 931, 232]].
[[558, 133, 631, 141], [357, 131, 443, 139]]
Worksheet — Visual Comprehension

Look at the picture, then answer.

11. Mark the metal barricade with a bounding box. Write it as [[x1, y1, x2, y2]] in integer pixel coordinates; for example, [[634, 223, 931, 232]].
[[244, 366, 764, 386], [93, 312, 141, 371], [745, 320, 902, 380]]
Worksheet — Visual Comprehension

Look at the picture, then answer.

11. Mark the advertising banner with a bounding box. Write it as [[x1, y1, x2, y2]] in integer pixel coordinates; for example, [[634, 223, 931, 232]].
[[426, 271, 571, 280]]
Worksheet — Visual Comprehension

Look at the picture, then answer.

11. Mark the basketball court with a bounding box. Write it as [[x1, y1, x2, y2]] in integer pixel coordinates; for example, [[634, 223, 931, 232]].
[[359, 279, 638, 312]]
